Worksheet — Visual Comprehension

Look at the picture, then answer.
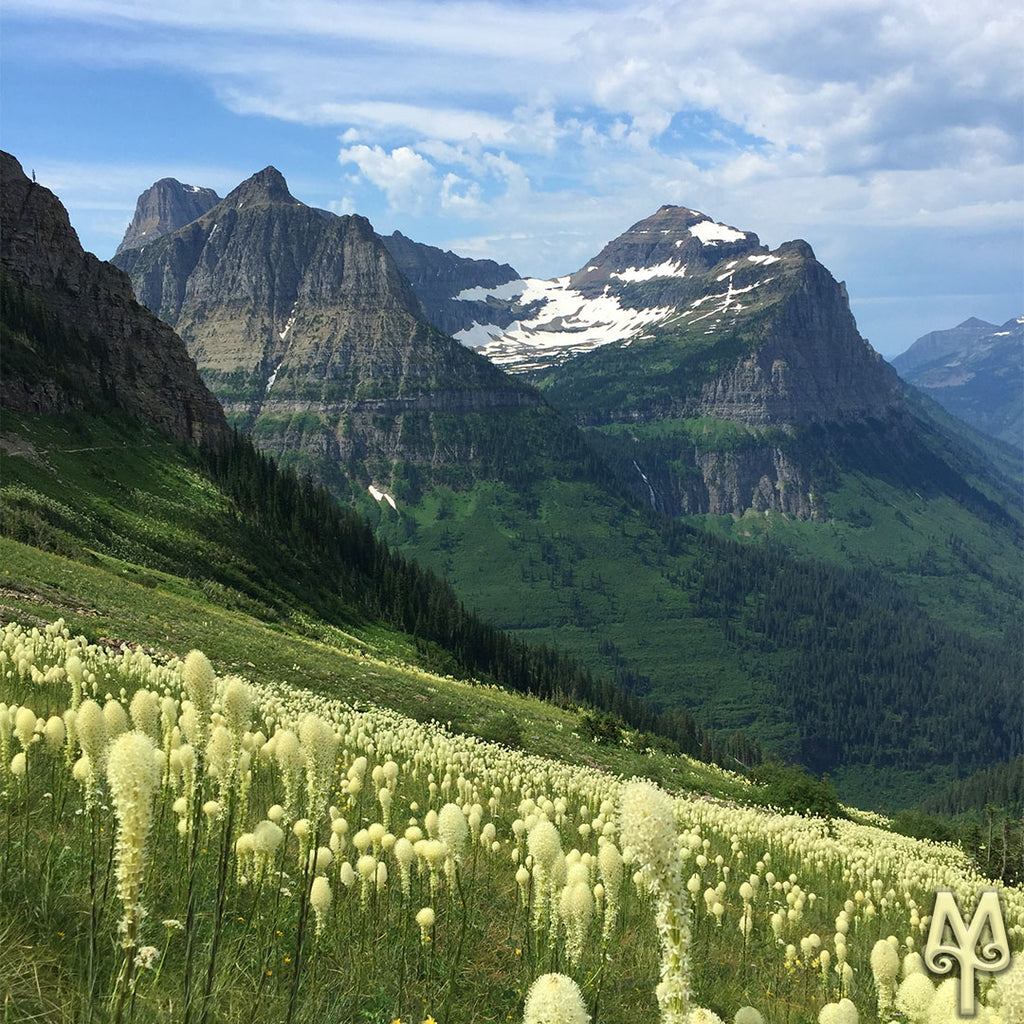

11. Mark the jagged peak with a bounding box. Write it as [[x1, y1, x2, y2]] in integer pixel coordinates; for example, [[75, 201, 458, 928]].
[[223, 166, 299, 208]]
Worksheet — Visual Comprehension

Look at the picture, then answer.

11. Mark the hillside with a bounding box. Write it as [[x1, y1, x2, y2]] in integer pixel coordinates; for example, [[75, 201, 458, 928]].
[[3, 611, 1021, 1023]]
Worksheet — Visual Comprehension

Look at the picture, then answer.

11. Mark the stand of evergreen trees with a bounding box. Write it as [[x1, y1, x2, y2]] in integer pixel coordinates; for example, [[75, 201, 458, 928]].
[[197, 434, 753, 767]]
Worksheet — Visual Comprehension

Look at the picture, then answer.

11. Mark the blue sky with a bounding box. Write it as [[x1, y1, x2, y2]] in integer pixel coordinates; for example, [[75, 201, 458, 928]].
[[2, 0, 1021, 358]]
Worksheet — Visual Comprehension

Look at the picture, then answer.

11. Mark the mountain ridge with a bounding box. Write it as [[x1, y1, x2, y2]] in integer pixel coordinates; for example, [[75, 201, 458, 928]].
[[0, 151, 228, 448]]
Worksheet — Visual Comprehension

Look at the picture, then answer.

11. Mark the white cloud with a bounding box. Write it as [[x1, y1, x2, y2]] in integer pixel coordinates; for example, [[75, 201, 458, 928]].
[[337, 144, 437, 213]]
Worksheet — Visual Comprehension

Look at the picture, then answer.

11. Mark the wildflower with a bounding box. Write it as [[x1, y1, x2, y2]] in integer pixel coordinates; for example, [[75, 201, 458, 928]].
[[43, 715, 65, 751], [817, 998, 859, 1024], [620, 782, 692, 1023], [310, 876, 332, 938], [870, 938, 900, 1014], [522, 973, 590, 1024], [182, 650, 216, 718], [685, 1010, 724, 1024], [106, 731, 161, 944], [734, 1010, 765, 1024], [133, 945, 160, 970], [14, 705, 36, 749], [893, 973, 934, 1024], [438, 802, 469, 862], [416, 906, 435, 945]]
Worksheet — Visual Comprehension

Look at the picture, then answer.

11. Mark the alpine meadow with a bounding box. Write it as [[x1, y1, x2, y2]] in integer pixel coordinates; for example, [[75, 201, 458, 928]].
[[0, 47, 1022, 1024]]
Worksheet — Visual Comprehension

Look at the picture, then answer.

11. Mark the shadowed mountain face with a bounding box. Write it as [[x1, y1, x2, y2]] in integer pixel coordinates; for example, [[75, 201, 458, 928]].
[[892, 316, 1023, 452], [112, 167, 544, 491], [0, 151, 228, 448]]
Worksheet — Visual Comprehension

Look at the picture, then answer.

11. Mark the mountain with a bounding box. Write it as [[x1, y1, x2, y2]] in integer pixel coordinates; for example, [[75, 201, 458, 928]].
[[892, 316, 1023, 451], [456, 205, 902, 517], [115, 176, 221, 255], [112, 167, 543, 494], [0, 151, 228, 448]]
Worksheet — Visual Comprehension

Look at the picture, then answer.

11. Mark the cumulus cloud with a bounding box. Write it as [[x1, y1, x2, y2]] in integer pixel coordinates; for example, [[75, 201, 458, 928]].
[[337, 144, 437, 213]]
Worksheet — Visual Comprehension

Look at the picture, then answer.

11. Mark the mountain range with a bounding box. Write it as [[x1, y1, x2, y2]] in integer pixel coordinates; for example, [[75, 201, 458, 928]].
[[3, 152, 1020, 809], [892, 315, 1023, 453]]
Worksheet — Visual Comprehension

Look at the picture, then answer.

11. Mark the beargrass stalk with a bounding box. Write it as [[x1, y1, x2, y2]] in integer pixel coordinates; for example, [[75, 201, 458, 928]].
[[106, 730, 161, 1024], [197, 796, 237, 1024]]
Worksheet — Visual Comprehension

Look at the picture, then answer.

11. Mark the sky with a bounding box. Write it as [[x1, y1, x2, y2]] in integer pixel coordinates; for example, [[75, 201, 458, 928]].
[[2, 0, 1021, 358]]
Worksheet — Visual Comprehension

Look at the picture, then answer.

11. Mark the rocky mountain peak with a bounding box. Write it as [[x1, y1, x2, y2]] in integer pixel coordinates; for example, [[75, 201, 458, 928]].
[[570, 204, 761, 292], [115, 177, 220, 255], [223, 165, 298, 208]]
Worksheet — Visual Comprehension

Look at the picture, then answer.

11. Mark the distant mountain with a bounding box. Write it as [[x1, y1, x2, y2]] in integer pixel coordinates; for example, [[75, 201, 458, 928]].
[[892, 316, 1023, 451], [115, 177, 221, 255], [111, 166, 547, 495], [0, 151, 228, 447]]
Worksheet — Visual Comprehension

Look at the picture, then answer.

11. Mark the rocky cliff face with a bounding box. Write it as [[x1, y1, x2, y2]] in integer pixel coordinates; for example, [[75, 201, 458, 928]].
[[115, 177, 221, 255], [0, 151, 229, 448], [892, 316, 1023, 451], [112, 167, 541, 484]]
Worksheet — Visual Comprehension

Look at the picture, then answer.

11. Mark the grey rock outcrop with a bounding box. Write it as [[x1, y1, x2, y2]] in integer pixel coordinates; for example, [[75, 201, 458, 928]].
[[380, 231, 522, 338], [115, 177, 221, 255], [0, 151, 229, 448]]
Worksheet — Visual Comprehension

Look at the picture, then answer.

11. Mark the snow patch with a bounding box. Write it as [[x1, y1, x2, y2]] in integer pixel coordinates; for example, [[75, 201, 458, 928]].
[[457, 274, 674, 370], [689, 220, 746, 244], [611, 259, 687, 282], [368, 485, 398, 510], [747, 253, 780, 265], [265, 362, 282, 392], [453, 279, 528, 302], [279, 301, 299, 341]]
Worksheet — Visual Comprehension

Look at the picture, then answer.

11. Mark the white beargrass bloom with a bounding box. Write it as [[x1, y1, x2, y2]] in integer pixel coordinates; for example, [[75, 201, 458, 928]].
[[817, 998, 859, 1024], [129, 689, 161, 740], [103, 699, 129, 740], [416, 906, 435, 945], [893, 972, 935, 1024], [310, 875, 332, 938], [558, 876, 594, 967], [393, 836, 415, 899], [993, 953, 1024, 1022], [43, 715, 65, 751], [620, 782, 691, 1023], [685, 1010, 724, 1024], [522, 972, 590, 1024], [221, 677, 252, 737], [14, 705, 36, 749], [870, 937, 900, 1013], [734, 1009, 765, 1024], [106, 731, 161, 944], [182, 650, 216, 720], [438, 802, 469, 862]]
